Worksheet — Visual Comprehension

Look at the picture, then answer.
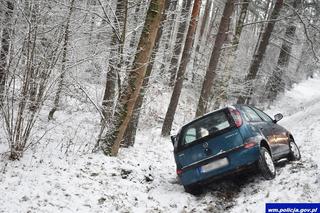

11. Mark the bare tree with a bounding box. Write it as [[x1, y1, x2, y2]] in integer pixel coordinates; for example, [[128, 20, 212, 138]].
[[216, 0, 250, 106], [98, 0, 167, 156], [2, 1, 63, 160], [161, 0, 202, 136], [168, 0, 193, 86], [123, 0, 172, 147], [48, 0, 76, 120], [193, 0, 212, 72], [159, 0, 179, 73], [195, 0, 235, 117], [237, 0, 284, 104], [101, 0, 128, 120], [128, 0, 144, 55], [265, 0, 301, 101], [0, 1, 14, 104], [205, 7, 220, 44]]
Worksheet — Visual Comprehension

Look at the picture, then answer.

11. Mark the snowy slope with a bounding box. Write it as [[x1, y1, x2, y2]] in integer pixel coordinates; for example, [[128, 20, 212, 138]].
[[231, 74, 320, 212], [0, 74, 320, 212]]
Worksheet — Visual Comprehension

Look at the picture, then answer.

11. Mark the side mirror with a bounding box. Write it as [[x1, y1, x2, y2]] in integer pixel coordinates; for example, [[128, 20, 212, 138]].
[[170, 135, 176, 145], [274, 113, 283, 123]]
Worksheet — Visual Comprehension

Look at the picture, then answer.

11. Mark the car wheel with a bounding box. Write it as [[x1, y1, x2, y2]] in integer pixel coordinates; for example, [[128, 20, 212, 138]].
[[288, 140, 301, 161], [184, 184, 203, 195], [258, 147, 276, 180]]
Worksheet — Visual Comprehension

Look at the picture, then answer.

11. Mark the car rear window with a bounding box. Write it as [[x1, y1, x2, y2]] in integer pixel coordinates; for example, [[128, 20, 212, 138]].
[[179, 110, 231, 147]]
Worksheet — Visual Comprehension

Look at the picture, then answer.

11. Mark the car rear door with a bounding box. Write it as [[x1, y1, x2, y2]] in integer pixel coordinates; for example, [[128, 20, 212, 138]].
[[240, 106, 279, 155]]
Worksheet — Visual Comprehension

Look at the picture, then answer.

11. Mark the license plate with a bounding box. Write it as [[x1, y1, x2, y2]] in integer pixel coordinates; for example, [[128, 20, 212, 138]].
[[201, 158, 229, 173]]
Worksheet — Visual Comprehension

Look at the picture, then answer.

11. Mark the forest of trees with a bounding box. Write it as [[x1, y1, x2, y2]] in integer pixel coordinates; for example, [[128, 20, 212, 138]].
[[0, 0, 319, 159]]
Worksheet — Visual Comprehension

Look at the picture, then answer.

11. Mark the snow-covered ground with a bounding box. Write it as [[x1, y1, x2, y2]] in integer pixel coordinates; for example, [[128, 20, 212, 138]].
[[231, 74, 320, 212], [0, 74, 320, 212]]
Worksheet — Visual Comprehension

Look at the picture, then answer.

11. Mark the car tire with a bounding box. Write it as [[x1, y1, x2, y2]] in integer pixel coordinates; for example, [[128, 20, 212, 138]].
[[288, 140, 301, 161], [258, 147, 276, 180], [184, 184, 203, 195]]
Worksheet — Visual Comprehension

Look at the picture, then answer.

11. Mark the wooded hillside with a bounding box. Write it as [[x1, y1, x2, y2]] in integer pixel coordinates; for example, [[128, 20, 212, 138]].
[[0, 0, 319, 159]]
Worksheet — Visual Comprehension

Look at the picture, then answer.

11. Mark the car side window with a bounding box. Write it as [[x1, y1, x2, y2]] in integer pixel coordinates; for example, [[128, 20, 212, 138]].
[[252, 107, 273, 123], [241, 106, 263, 122], [184, 128, 197, 144]]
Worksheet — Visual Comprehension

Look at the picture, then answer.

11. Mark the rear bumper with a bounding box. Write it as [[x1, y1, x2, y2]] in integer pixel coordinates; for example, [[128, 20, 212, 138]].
[[178, 145, 260, 186]]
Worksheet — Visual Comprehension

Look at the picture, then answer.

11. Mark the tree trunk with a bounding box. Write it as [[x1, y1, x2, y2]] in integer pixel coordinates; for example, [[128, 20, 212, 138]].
[[250, 0, 273, 64], [122, 0, 171, 147], [205, 7, 219, 44], [168, 0, 193, 86], [161, 0, 202, 136], [88, 0, 97, 47], [0, 1, 14, 104], [218, 0, 250, 106], [99, 0, 166, 156], [126, 0, 143, 67], [159, 0, 178, 73], [195, 0, 235, 117], [101, 0, 128, 120], [48, 0, 75, 120], [193, 0, 212, 72], [237, 0, 284, 104], [265, 0, 300, 101]]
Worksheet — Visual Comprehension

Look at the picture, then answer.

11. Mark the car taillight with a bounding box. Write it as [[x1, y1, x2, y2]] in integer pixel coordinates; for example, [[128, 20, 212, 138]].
[[229, 108, 243, 127], [176, 169, 183, 175]]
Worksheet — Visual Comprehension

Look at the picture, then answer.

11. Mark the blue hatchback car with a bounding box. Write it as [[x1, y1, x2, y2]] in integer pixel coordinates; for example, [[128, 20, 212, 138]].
[[171, 105, 301, 194]]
